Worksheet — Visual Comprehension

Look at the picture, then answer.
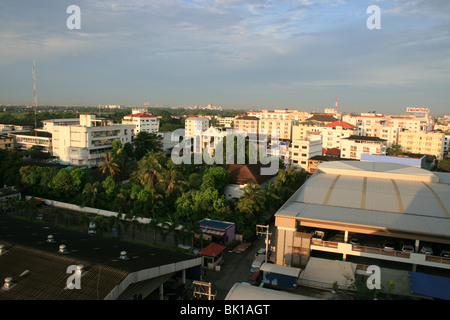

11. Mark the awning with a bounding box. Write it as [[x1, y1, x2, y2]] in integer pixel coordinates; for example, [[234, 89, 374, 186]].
[[409, 272, 450, 300]]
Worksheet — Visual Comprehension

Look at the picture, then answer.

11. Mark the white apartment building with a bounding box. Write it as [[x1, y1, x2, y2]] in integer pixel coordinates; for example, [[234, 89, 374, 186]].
[[42, 114, 134, 167], [216, 116, 235, 128], [247, 110, 311, 122], [290, 135, 323, 170], [398, 131, 445, 160], [342, 113, 432, 147], [340, 135, 387, 160], [122, 110, 160, 135], [292, 122, 323, 141], [320, 121, 359, 150], [185, 116, 210, 139], [259, 118, 298, 141]]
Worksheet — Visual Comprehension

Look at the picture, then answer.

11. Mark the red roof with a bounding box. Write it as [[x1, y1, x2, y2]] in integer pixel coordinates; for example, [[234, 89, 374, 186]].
[[124, 113, 156, 118], [198, 243, 226, 257], [323, 121, 357, 129], [322, 148, 341, 156]]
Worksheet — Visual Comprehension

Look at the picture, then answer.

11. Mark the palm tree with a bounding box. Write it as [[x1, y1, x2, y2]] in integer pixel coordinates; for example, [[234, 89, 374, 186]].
[[387, 143, 403, 156], [99, 152, 121, 179], [136, 152, 164, 189], [236, 182, 266, 217]]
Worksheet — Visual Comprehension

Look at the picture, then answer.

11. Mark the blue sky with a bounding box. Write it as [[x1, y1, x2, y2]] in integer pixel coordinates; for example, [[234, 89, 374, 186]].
[[1, 0, 449, 115]]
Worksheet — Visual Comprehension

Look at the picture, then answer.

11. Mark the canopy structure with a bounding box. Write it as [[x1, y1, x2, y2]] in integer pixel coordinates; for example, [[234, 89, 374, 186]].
[[299, 257, 356, 290], [408, 272, 450, 300], [225, 282, 321, 300]]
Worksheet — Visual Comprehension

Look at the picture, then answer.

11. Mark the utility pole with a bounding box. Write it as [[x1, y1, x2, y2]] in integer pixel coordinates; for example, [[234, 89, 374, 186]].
[[256, 225, 272, 264], [33, 60, 37, 134], [192, 281, 216, 300]]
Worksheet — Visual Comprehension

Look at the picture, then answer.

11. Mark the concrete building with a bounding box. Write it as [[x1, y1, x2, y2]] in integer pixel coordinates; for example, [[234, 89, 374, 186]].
[[398, 131, 445, 160], [274, 161, 450, 273], [42, 114, 134, 167], [290, 135, 323, 170], [9, 132, 52, 153], [216, 116, 235, 128], [292, 121, 323, 141], [233, 116, 259, 135], [0, 135, 14, 150], [184, 116, 209, 139], [247, 110, 311, 122], [320, 121, 359, 150], [259, 118, 298, 141], [340, 135, 387, 160], [122, 110, 160, 135]]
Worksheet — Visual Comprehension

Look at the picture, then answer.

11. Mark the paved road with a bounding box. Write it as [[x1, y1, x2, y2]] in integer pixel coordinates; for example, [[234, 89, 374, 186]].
[[201, 225, 276, 300]]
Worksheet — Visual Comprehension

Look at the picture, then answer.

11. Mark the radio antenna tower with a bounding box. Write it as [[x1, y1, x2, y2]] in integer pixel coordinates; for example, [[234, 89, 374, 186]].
[[33, 60, 37, 134], [335, 97, 338, 114]]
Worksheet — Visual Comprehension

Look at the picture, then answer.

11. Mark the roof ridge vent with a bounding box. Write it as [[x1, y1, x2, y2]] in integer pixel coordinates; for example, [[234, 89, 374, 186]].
[[119, 251, 129, 260], [2, 277, 14, 291], [59, 244, 68, 254], [0, 244, 6, 255], [76, 264, 85, 276], [47, 235, 56, 243]]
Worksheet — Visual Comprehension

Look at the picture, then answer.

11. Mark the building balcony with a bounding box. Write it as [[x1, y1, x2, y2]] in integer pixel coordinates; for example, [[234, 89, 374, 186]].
[[309, 240, 450, 269]]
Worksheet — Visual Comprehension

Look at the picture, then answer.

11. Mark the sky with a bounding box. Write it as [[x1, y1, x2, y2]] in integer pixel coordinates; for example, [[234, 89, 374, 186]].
[[0, 0, 449, 115]]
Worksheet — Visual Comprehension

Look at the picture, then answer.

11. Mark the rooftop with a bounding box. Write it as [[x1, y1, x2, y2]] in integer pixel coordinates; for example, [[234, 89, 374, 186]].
[[0, 214, 201, 299], [323, 121, 357, 129], [276, 161, 450, 240], [124, 113, 156, 118]]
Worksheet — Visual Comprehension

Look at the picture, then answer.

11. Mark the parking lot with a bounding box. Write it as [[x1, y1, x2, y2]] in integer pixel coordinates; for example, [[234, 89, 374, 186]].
[[300, 226, 450, 257]]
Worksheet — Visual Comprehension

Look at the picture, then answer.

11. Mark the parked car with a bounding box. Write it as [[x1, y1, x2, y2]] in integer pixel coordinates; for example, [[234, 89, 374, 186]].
[[88, 222, 96, 235], [383, 241, 396, 251], [312, 230, 325, 241], [440, 250, 450, 258], [255, 248, 266, 257], [401, 244, 414, 253], [349, 237, 362, 245], [420, 246, 433, 255]]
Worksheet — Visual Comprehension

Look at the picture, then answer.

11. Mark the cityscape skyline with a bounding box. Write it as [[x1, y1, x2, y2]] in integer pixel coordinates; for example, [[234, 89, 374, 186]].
[[1, 1, 449, 115]]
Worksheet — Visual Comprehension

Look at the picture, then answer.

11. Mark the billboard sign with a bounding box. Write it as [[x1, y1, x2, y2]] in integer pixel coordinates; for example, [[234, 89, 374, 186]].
[[407, 107, 430, 113]]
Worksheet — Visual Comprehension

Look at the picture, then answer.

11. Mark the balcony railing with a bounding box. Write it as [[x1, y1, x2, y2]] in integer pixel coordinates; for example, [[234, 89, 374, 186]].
[[425, 255, 450, 264], [351, 245, 411, 258]]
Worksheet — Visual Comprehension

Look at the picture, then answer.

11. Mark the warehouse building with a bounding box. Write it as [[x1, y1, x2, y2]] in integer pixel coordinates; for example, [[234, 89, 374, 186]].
[[274, 161, 450, 273]]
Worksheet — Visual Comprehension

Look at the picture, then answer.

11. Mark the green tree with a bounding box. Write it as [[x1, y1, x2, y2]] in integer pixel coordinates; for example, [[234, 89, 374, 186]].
[[134, 151, 166, 189], [386, 143, 403, 156], [134, 131, 163, 160], [99, 152, 121, 179]]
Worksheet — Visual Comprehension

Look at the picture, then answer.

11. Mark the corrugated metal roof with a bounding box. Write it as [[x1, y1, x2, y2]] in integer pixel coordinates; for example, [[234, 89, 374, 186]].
[[276, 161, 450, 237], [225, 282, 320, 300]]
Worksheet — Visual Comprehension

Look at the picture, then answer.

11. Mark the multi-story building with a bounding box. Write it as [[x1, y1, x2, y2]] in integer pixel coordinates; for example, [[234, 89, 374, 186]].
[[122, 110, 160, 135], [259, 119, 298, 141], [216, 116, 235, 128], [340, 135, 387, 160], [0, 135, 14, 150], [42, 114, 134, 167], [185, 116, 209, 139], [292, 121, 323, 141], [320, 121, 359, 150], [247, 110, 311, 122], [9, 132, 52, 153], [233, 116, 259, 136], [290, 135, 323, 170], [398, 131, 445, 160]]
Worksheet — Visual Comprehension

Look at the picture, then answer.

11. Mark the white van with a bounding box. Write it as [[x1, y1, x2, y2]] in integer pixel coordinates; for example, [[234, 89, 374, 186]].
[[250, 254, 266, 272]]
